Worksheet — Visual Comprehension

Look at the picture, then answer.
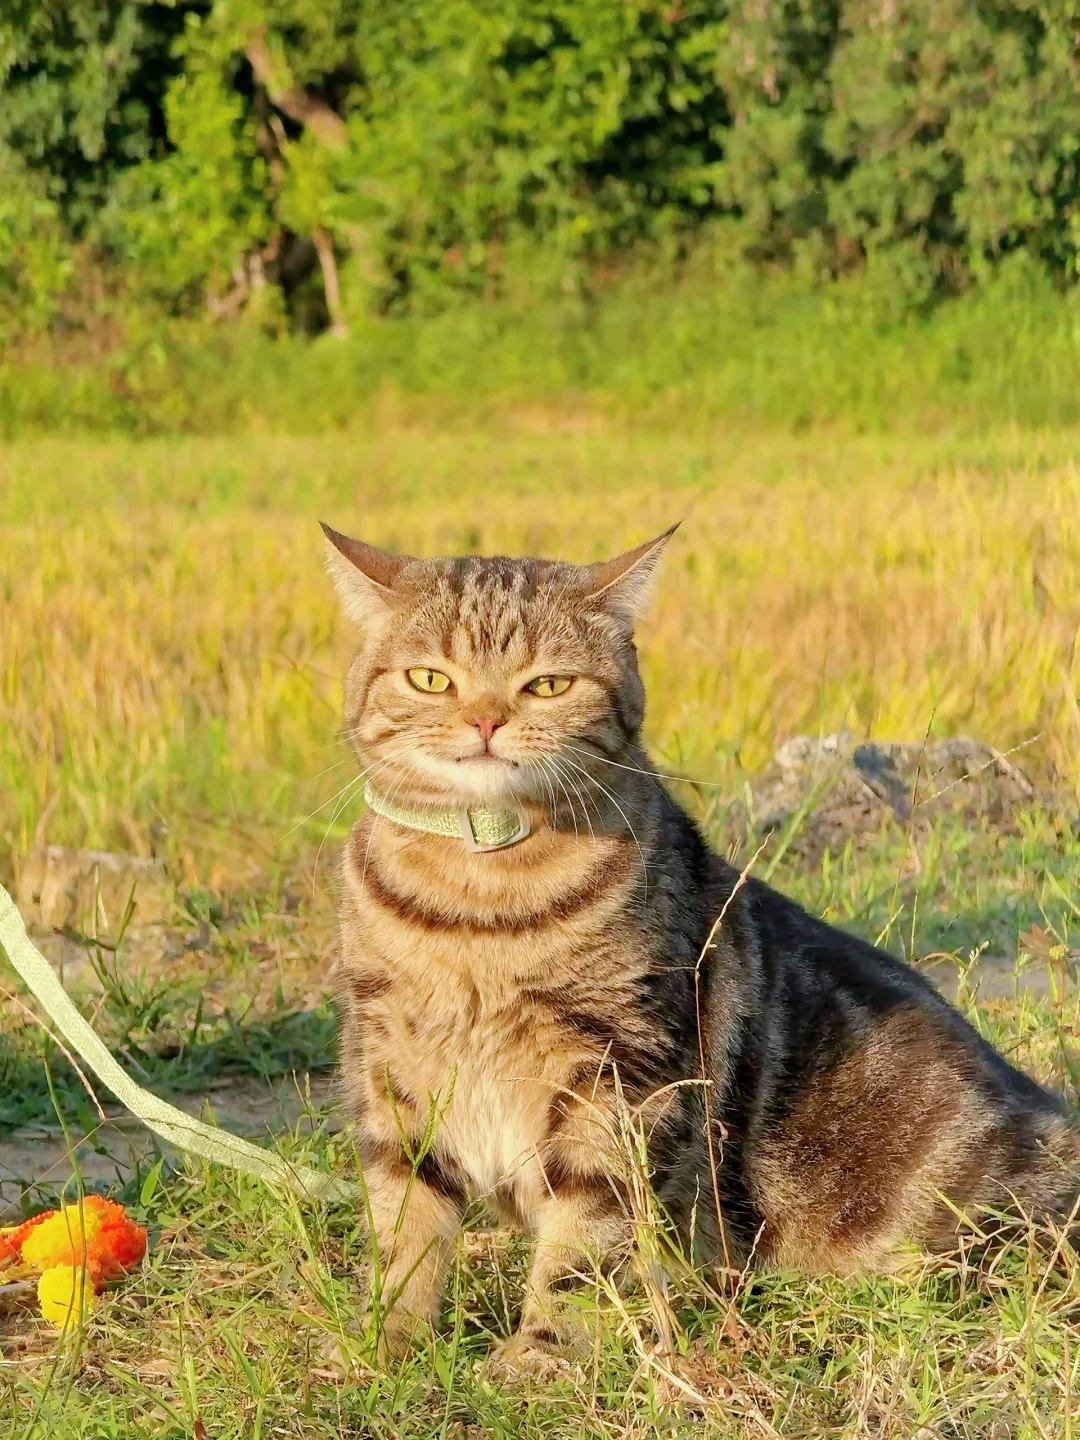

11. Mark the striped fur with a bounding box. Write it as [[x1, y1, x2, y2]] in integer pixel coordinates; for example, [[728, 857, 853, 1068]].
[[324, 526, 1079, 1371]]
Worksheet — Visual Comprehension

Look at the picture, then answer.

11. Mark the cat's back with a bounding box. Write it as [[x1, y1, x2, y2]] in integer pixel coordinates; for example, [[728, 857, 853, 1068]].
[[737, 875, 1062, 1107]]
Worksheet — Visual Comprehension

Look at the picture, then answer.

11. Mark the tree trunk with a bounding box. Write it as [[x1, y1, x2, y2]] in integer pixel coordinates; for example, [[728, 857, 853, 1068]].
[[312, 226, 349, 338], [245, 32, 348, 149]]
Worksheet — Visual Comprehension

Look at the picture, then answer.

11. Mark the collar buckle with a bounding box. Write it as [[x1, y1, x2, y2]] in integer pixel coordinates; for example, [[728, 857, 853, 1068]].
[[458, 807, 531, 852]]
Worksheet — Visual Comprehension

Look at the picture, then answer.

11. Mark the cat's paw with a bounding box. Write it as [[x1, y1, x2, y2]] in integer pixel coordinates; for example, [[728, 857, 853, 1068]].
[[486, 1332, 573, 1383], [487, 1314, 590, 1384], [369, 1311, 430, 1366]]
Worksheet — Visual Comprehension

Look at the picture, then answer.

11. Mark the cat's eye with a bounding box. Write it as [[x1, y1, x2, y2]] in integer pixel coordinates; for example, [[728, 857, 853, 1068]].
[[407, 667, 452, 694], [525, 675, 573, 698]]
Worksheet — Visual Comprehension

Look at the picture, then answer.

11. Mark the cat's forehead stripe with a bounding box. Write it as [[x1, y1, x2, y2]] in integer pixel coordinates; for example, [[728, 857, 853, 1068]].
[[457, 566, 526, 665], [418, 556, 573, 666]]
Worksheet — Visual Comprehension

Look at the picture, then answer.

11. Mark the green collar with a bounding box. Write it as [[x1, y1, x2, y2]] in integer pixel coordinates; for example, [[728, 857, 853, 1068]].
[[364, 782, 531, 852]]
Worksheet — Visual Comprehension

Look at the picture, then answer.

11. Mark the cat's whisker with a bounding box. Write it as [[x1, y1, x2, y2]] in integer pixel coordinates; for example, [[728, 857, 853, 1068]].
[[547, 754, 597, 844], [541, 766, 561, 826], [548, 752, 595, 832], [307, 742, 417, 882], [563, 760, 605, 847], [279, 771, 366, 845], [552, 754, 596, 840], [561, 753, 649, 896], [304, 754, 355, 786], [360, 754, 427, 885], [563, 753, 649, 830], [544, 756, 583, 843], [313, 759, 399, 879], [307, 776, 369, 895], [524, 757, 558, 824], [564, 741, 728, 791], [283, 742, 412, 846]]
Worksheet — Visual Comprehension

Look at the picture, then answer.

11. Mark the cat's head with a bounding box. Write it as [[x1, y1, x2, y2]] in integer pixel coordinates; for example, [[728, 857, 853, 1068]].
[[323, 524, 676, 808]]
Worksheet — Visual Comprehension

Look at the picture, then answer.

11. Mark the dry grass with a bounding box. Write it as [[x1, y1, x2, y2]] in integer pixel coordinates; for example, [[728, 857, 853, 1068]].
[[2, 419, 1079, 875]]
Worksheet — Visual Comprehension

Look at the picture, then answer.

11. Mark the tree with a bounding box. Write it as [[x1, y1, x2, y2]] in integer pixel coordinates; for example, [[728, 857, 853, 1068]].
[[3, 0, 1080, 336]]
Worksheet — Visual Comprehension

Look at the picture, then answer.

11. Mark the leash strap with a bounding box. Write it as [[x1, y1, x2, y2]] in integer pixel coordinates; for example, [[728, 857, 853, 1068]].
[[0, 883, 356, 1204]]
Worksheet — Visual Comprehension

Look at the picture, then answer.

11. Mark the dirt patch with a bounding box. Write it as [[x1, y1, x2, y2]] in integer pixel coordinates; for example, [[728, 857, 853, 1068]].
[[0, 1073, 338, 1216]]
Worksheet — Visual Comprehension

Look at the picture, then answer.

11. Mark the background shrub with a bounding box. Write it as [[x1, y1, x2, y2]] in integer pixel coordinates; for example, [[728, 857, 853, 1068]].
[[4, 0, 1080, 342]]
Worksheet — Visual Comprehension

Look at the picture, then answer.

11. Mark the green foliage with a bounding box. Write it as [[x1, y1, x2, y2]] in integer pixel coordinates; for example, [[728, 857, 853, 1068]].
[[328, 0, 731, 306], [4, 256, 1080, 437], [0, 154, 73, 337], [0, 0, 197, 333], [0, 1, 192, 229], [3, 0, 1080, 334], [111, 51, 272, 303]]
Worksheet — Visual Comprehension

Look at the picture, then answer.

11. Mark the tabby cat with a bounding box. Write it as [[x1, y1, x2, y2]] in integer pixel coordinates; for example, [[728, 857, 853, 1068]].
[[324, 522, 1078, 1375]]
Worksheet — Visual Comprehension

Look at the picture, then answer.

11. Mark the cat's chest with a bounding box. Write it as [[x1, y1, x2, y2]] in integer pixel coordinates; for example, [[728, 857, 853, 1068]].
[[342, 829, 659, 1191], [386, 977, 567, 1195]]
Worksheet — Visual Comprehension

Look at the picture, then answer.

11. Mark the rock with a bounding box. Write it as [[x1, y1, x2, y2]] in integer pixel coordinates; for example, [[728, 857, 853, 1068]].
[[15, 847, 172, 933], [744, 733, 1043, 862]]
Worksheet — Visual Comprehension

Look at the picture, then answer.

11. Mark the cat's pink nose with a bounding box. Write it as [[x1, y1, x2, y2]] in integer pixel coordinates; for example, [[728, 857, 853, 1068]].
[[473, 715, 503, 742]]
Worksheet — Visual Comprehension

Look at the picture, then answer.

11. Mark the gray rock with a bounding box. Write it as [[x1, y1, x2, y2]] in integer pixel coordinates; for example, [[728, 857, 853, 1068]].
[[15, 847, 172, 933], [744, 733, 1045, 862]]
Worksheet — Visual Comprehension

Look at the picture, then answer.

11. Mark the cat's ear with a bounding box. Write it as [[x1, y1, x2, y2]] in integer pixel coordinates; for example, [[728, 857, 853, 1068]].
[[584, 523, 679, 621], [321, 523, 410, 625]]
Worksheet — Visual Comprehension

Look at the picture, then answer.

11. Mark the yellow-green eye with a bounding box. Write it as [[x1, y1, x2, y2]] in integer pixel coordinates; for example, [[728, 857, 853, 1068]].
[[407, 667, 452, 693], [525, 675, 573, 698]]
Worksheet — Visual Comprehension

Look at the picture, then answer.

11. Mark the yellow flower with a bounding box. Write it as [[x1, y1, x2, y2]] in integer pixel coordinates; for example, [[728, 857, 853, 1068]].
[[21, 1200, 106, 1273], [38, 1265, 98, 1328]]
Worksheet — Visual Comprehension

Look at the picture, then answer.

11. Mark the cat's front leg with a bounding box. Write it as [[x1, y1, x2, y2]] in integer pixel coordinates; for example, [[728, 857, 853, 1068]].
[[360, 1139, 466, 1359], [489, 1177, 628, 1379]]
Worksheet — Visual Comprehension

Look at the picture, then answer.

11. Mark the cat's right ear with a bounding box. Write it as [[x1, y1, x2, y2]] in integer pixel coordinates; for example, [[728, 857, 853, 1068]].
[[321, 523, 409, 626], [584, 523, 680, 622]]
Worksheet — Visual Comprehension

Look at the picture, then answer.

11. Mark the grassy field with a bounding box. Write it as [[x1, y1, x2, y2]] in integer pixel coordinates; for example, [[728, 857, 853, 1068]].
[[1, 412, 1079, 1436], [8, 259, 1080, 439]]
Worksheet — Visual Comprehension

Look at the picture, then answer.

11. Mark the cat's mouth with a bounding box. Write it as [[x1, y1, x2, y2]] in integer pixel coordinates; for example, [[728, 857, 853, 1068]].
[[453, 739, 519, 767], [400, 747, 536, 804], [444, 749, 532, 803]]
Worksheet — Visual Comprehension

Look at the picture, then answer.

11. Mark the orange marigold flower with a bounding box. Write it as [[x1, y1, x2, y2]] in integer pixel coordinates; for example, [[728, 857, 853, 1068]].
[[92, 1207, 147, 1278], [2, 1210, 56, 1254], [38, 1265, 98, 1328], [16, 1197, 147, 1328], [20, 1196, 144, 1275]]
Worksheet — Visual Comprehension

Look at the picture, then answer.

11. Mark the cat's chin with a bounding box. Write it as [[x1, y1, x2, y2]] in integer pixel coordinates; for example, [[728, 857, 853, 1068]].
[[451, 762, 528, 805], [421, 755, 535, 807]]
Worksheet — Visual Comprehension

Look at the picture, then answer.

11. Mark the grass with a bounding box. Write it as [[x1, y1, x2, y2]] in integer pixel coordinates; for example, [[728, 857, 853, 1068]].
[[2, 853, 1078, 1440], [3, 419, 1079, 870], [1, 401, 1079, 1435], [7, 256, 1080, 437]]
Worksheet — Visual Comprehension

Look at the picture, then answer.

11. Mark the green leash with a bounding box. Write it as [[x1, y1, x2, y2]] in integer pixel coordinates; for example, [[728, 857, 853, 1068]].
[[0, 883, 355, 1204]]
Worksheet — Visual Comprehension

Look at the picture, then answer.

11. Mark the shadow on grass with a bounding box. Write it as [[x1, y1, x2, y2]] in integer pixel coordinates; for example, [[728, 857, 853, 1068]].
[[0, 1000, 338, 1134]]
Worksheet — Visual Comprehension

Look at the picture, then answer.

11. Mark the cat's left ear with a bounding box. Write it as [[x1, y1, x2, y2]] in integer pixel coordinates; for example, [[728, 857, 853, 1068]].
[[321, 522, 412, 627], [584, 523, 680, 621]]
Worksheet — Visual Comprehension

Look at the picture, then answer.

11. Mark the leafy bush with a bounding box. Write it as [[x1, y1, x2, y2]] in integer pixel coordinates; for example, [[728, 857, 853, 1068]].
[[4, 253, 1080, 436], [2, 0, 1080, 335]]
